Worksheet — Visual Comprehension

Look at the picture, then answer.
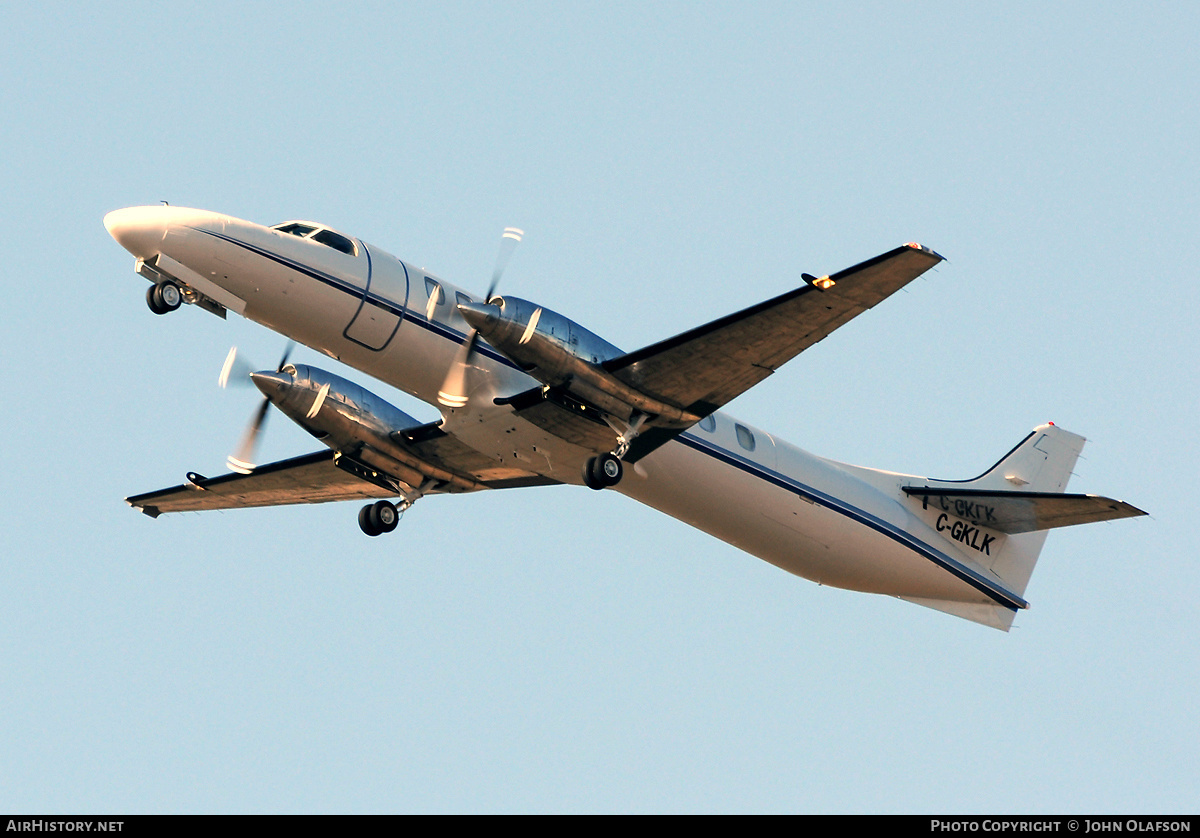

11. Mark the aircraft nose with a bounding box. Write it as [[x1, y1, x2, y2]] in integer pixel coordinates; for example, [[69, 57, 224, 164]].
[[250, 370, 292, 401], [104, 206, 170, 259]]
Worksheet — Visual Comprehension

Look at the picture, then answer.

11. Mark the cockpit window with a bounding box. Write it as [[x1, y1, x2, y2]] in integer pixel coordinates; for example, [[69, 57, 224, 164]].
[[274, 222, 318, 237], [271, 221, 357, 256], [312, 228, 356, 255]]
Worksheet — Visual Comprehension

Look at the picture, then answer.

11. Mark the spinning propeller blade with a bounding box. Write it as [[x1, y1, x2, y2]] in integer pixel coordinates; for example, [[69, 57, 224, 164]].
[[218, 346, 256, 389], [437, 227, 522, 408], [224, 341, 294, 473]]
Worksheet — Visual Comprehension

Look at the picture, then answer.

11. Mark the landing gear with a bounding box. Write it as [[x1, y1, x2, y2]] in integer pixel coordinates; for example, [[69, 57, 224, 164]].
[[146, 281, 182, 315], [358, 500, 400, 536], [583, 452, 623, 490]]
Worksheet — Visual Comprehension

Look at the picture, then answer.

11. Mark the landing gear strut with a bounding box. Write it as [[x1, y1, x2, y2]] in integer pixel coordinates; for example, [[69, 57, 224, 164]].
[[146, 281, 182, 315], [358, 500, 401, 536], [583, 452, 623, 490]]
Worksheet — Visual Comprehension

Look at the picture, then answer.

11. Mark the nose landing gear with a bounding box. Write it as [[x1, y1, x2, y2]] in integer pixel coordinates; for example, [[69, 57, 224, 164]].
[[146, 281, 182, 315]]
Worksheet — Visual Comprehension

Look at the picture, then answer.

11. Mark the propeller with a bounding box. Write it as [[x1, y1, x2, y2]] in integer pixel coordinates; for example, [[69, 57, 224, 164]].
[[218, 346, 256, 389], [437, 226, 523, 408], [223, 341, 294, 473]]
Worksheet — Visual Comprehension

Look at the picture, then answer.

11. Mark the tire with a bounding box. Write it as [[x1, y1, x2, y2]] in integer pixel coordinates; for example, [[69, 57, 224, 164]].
[[157, 282, 182, 310], [148, 282, 181, 314], [146, 284, 167, 314], [582, 457, 605, 490], [358, 504, 381, 536], [598, 453, 623, 486], [373, 500, 399, 533]]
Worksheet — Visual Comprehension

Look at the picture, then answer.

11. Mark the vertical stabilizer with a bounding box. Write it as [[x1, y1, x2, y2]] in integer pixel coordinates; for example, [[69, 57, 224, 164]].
[[924, 423, 1085, 601], [965, 423, 1086, 495]]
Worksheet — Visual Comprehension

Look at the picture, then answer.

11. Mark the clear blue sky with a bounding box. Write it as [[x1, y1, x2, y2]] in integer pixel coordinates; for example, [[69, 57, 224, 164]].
[[2, 1, 1195, 813]]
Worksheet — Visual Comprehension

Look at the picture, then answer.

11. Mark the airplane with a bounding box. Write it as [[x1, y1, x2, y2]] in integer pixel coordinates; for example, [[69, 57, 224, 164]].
[[104, 205, 1146, 630]]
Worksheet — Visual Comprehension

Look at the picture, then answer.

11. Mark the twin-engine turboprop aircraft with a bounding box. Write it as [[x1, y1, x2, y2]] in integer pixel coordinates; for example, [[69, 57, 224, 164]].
[[105, 205, 1145, 630]]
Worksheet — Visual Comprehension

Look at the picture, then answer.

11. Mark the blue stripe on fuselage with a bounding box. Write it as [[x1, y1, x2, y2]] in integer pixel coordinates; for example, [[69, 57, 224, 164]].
[[191, 227, 521, 369], [673, 432, 1024, 611]]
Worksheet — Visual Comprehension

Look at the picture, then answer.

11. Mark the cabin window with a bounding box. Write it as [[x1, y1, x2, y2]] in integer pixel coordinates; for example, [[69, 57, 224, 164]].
[[698, 415, 716, 433], [735, 423, 756, 452], [424, 278, 443, 320], [312, 228, 357, 255], [455, 292, 473, 308], [424, 278, 443, 304]]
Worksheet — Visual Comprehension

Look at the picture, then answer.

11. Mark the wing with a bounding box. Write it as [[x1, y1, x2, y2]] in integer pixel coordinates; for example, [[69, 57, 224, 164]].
[[128, 422, 559, 517], [127, 451, 398, 516], [605, 243, 943, 420], [507, 243, 942, 462]]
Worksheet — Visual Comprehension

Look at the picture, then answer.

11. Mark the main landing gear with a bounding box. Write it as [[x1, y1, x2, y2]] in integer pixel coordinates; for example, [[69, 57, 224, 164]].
[[583, 412, 643, 490], [583, 452, 623, 490], [146, 281, 182, 315], [358, 500, 401, 537]]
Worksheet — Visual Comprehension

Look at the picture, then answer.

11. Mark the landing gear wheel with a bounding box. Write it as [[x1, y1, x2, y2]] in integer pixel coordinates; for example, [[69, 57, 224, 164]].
[[372, 500, 399, 533], [599, 453, 623, 485], [582, 459, 604, 490], [583, 453, 623, 490], [146, 285, 166, 314], [147, 282, 182, 314], [358, 504, 381, 536], [359, 500, 399, 536]]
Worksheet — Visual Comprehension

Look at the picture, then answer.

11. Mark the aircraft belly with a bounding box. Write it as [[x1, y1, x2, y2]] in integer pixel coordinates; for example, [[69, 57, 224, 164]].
[[621, 437, 989, 603], [442, 400, 593, 483]]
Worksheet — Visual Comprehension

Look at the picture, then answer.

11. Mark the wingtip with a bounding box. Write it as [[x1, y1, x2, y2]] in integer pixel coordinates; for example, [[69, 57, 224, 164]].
[[904, 242, 946, 262]]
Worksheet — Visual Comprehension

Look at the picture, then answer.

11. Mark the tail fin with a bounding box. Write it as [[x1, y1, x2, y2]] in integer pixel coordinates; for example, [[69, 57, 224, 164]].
[[917, 425, 1082, 609], [901, 424, 1145, 630], [957, 423, 1085, 494]]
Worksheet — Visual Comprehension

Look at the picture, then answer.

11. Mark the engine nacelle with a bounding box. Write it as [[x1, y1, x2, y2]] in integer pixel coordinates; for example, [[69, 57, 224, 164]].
[[252, 364, 487, 493], [253, 363, 423, 450], [458, 297, 699, 425], [471, 296, 623, 384]]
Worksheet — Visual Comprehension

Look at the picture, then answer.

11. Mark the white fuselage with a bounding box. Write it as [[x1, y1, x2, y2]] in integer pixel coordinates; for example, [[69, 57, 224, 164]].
[[106, 206, 1016, 612]]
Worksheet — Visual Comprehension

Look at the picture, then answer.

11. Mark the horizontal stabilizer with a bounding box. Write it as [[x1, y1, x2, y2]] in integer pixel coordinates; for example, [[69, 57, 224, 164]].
[[901, 487, 1146, 534]]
